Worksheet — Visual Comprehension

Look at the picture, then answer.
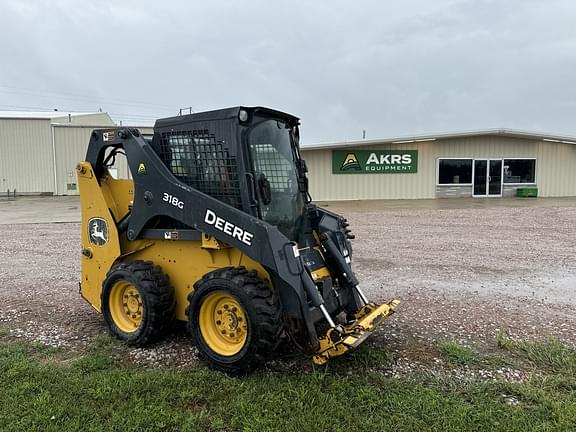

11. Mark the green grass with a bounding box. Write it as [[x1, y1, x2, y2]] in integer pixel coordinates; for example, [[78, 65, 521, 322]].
[[0, 339, 575, 432], [497, 329, 576, 374], [438, 340, 480, 366]]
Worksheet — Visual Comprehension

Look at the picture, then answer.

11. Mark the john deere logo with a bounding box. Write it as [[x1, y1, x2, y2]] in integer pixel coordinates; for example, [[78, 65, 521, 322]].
[[340, 153, 361, 171], [137, 163, 147, 175], [88, 217, 108, 246]]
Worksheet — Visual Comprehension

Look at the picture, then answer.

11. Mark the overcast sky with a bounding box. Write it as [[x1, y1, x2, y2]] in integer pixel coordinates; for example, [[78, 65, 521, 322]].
[[1, 0, 576, 143]]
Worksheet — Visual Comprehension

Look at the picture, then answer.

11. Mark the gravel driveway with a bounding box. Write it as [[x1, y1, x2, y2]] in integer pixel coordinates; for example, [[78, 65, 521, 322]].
[[1, 201, 574, 372]]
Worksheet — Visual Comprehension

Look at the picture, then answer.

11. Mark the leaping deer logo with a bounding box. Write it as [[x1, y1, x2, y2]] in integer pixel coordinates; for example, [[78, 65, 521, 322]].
[[91, 224, 106, 242], [88, 218, 108, 245]]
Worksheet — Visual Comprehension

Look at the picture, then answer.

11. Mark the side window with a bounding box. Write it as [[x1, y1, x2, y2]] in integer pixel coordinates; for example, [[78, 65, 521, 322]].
[[250, 143, 296, 193], [249, 120, 299, 195], [159, 130, 241, 208], [438, 159, 472, 184], [503, 159, 536, 183]]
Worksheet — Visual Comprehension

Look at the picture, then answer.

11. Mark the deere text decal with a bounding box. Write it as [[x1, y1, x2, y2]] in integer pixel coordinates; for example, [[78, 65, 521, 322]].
[[332, 150, 418, 174]]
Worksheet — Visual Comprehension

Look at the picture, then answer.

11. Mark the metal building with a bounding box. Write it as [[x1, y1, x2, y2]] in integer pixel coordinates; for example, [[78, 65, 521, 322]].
[[3, 116, 575, 201], [301, 129, 576, 200], [0, 112, 152, 195]]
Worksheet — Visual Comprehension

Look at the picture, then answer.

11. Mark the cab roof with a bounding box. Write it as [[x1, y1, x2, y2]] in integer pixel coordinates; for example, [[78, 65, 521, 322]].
[[154, 106, 299, 129]]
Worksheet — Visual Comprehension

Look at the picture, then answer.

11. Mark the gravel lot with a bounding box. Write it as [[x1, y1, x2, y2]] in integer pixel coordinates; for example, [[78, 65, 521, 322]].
[[1, 200, 575, 375]]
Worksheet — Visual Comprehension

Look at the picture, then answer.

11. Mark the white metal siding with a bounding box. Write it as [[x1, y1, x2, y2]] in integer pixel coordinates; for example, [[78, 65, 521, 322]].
[[0, 113, 118, 195], [137, 126, 154, 137], [0, 119, 54, 193], [302, 136, 575, 200], [53, 126, 131, 195], [51, 113, 115, 126], [536, 141, 576, 197]]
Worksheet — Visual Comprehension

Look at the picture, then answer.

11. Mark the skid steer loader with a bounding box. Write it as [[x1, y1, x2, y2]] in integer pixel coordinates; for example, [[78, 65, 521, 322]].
[[77, 106, 399, 371]]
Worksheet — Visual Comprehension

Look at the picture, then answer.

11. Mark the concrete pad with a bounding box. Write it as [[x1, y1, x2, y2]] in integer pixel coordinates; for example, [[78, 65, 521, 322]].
[[318, 196, 576, 212], [0, 196, 80, 224], [1, 195, 576, 225]]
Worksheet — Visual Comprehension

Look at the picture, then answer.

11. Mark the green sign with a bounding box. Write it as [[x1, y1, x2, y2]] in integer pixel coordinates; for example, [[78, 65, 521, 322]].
[[332, 150, 418, 174]]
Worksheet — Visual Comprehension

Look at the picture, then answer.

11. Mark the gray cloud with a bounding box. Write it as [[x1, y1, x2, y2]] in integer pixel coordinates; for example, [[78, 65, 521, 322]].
[[1, 0, 576, 142]]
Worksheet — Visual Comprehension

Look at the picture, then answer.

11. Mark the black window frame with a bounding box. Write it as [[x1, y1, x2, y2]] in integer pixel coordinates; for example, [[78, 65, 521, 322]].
[[503, 158, 536, 184], [437, 158, 473, 185]]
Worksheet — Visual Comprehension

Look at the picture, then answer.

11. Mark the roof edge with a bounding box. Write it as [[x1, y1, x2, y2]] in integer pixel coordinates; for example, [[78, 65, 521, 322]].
[[302, 128, 576, 150], [0, 111, 109, 121]]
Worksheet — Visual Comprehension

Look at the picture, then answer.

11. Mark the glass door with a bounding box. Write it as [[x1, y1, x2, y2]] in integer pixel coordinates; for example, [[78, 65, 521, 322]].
[[488, 160, 502, 196], [473, 160, 487, 196], [473, 159, 503, 197]]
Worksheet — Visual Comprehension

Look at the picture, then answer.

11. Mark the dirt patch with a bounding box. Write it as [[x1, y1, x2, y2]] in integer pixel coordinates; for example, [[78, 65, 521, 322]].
[[0, 204, 575, 371]]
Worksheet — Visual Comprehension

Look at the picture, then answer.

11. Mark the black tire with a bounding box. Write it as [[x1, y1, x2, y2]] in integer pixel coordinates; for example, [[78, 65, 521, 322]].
[[186, 266, 282, 373], [101, 260, 175, 346]]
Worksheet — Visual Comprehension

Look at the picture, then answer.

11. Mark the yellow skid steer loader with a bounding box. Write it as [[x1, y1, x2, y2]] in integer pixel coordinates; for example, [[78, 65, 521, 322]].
[[77, 106, 399, 371]]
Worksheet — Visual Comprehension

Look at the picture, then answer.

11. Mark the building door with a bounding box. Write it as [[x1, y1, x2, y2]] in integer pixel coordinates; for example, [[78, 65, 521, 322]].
[[473, 159, 502, 197], [473, 160, 487, 196], [488, 160, 502, 196]]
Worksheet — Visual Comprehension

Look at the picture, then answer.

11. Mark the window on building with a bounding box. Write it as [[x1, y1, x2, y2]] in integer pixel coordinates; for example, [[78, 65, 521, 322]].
[[438, 159, 473, 184], [503, 159, 535, 183]]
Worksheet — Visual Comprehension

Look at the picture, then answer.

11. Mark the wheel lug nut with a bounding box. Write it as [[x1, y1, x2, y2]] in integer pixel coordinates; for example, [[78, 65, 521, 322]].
[[223, 304, 229, 309], [216, 320, 221, 325], [221, 330, 226, 334]]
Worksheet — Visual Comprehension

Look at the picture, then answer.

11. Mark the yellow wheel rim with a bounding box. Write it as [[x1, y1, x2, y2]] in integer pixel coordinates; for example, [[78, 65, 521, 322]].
[[109, 281, 143, 333], [199, 291, 248, 356]]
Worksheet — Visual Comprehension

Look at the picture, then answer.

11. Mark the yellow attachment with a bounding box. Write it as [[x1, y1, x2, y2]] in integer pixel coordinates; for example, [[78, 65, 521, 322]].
[[201, 233, 224, 250], [312, 299, 400, 365], [77, 162, 123, 312], [199, 291, 248, 356], [310, 266, 330, 282], [108, 281, 144, 333]]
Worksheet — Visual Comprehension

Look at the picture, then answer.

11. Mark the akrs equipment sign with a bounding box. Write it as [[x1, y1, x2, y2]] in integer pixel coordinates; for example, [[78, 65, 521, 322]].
[[332, 150, 418, 174]]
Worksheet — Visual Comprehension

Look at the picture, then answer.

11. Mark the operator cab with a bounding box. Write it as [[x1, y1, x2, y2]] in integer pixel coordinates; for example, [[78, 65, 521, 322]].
[[151, 106, 309, 241]]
